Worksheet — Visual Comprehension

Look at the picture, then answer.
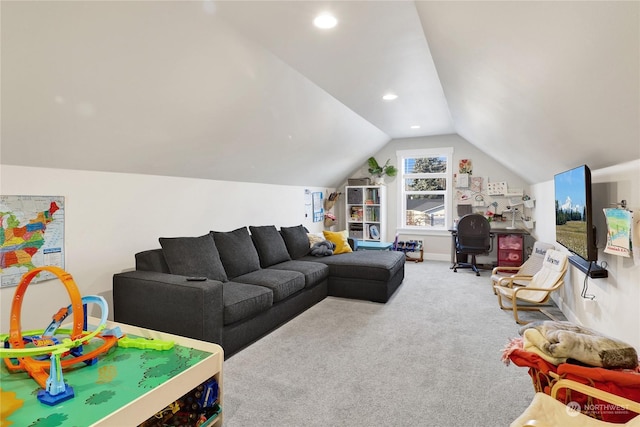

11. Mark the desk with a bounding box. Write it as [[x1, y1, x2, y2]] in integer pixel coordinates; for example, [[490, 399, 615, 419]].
[[356, 240, 393, 250], [1, 317, 223, 426], [449, 226, 529, 268]]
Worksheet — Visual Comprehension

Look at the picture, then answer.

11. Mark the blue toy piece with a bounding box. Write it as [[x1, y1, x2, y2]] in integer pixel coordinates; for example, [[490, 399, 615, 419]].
[[38, 386, 75, 406], [38, 352, 75, 405], [195, 378, 219, 409], [101, 326, 124, 338]]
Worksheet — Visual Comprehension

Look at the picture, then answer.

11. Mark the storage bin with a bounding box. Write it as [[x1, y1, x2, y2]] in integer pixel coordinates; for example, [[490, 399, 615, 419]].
[[499, 234, 523, 250], [499, 250, 522, 264], [348, 178, 370, 186], [347, 187, 363, 204]]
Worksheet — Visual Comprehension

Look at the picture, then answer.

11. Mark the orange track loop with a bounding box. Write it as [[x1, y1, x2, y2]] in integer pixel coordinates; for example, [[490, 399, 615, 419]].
[[9, 266, 84, 350], [3, 266, 118, 385]]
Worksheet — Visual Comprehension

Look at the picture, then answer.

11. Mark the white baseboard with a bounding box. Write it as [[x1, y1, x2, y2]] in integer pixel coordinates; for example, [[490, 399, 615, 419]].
[[552, 294, 580, 325], [423, 253, 451, 262]]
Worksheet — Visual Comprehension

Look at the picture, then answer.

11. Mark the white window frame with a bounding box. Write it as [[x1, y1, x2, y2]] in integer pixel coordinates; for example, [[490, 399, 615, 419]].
[[396, 148, 454, 234]]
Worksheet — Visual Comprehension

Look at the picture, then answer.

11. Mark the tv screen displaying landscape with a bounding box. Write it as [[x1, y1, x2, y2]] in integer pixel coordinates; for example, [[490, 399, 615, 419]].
[[554, 165, 592, 261]]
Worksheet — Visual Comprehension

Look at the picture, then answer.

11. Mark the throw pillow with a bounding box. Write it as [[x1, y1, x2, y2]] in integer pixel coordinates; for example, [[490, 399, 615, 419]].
[[249, 225, 291, 268], [159, 234, 228, 282], [280, 225, 312, 259], [307, 232, 325, 247], [323, 230, 353, 254], [211, 227, 261, 279]]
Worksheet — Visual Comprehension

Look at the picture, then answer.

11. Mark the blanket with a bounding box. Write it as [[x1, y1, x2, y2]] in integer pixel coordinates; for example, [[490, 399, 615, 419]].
[[517, 321, 639, 369], [309, 240, 335, 256]]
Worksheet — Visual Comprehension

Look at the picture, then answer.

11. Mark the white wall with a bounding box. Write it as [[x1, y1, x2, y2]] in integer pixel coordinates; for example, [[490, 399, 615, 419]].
[[341, 134, 531, 262], [531, 159, 640, 349], [0, 165, 328, 331]]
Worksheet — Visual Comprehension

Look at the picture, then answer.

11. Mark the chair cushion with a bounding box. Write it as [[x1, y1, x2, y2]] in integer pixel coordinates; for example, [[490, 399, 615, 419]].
[[515, 250, 568, 302], [222, 281, 273, 325], [232, 269, 305, 302], [211, 227, 261, 279], [268, 260, 329, 288], [518, 241, 556, 277], [456, 237, 490, 254], [492, 242, 556, 287], [159, 234, 228, 282], [280, 225, 311, 259], [249, 225, 291, 268], [323, 230, 353, 254]]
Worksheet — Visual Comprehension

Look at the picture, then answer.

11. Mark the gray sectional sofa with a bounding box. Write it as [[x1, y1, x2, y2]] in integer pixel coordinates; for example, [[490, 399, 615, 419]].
[[113, 224, 405, 358]]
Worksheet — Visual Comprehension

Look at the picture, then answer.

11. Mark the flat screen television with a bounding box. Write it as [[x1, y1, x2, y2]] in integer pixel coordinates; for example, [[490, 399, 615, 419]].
[[554, 164, 598, 263]]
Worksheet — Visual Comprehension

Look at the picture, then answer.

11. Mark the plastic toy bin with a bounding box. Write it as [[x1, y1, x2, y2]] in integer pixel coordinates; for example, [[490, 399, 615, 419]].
[[498, 234, 523, 249]]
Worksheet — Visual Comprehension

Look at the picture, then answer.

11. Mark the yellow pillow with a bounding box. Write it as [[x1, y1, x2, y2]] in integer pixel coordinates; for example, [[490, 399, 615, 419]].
[[323, 230, 353, 254]]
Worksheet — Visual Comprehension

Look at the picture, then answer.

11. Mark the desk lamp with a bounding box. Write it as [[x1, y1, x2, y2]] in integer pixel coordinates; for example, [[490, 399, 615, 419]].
[[506, 201, 523, 229]]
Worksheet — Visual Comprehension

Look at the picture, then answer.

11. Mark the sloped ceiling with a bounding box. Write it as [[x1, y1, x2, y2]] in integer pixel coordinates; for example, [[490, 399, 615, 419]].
[[416, 1, 639, 183], [1, 1, 638, 188]]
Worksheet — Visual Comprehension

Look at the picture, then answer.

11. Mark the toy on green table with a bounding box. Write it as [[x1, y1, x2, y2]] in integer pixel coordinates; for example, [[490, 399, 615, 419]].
[[118, 336, 174, 350], [1, 266, 116, 405]]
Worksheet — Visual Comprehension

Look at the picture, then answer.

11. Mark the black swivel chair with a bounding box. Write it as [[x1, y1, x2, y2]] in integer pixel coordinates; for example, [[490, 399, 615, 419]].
[[452, 213, 494, 276]]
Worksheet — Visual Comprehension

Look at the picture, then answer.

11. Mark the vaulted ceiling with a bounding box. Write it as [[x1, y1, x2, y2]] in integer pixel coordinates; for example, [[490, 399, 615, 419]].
[[2, 1, 638, 188]]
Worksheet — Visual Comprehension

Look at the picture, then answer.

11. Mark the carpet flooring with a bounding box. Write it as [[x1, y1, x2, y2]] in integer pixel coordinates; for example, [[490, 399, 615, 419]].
[[221, 260, 566, 427]]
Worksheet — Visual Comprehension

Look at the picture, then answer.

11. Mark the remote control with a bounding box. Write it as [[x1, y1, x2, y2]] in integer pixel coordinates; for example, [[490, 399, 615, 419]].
[[186, 276, 207, 281]]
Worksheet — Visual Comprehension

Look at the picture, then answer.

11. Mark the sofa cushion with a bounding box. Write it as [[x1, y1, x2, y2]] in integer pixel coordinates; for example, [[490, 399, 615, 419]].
[[300, 250, 405, 282], [268, 260, 329, 288], [211, 227, 261, 279], [223, 281, 273, 325], [323, 230, 353, 254], [249, 225, 291, 268], [232, 269, 305, 302], [135, 249, 170, 273], [159, 234, 228, 282], [280, 225, 311, 259]]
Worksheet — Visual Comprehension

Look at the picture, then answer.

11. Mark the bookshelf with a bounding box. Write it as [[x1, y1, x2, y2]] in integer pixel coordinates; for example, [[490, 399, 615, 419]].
[[346, 185, 386, 242]]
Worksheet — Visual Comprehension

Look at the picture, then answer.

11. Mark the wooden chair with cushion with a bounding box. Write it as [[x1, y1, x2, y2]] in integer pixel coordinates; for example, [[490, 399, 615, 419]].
[[494, 249, 568, 324], [491, 241, 555, 289], [511, 378, 640, 427]]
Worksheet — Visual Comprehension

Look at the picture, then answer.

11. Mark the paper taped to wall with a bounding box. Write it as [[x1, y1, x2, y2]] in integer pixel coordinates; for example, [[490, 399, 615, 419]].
[[603, 208, 632, 257]]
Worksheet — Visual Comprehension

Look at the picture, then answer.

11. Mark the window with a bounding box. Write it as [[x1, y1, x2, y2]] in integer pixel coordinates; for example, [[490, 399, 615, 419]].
[[397, 148, 453, 232]]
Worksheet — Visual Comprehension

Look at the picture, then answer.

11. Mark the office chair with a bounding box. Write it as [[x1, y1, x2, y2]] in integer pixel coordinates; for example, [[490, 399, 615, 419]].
[[452, 213, 493, 276]]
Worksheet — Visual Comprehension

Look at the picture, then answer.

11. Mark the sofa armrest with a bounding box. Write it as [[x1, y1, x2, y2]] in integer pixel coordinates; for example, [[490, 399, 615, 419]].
[[113, 271, 224, 345], [348, 237, 358, 251]]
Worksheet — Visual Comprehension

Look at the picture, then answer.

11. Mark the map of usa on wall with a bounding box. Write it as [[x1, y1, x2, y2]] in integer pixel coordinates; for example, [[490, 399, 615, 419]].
[[0, 195, 65, 287]]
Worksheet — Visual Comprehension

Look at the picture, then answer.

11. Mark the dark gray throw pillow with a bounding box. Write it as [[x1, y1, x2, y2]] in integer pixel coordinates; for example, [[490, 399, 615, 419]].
[[249, 225, 291, 268], [280, 225, 311, 259], [211, 227, 261, 279], [159, 234, 227, 282]]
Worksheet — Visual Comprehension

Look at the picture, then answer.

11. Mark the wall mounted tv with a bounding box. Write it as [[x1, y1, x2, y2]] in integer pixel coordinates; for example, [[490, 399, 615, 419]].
[[554, 165, 607, 278]]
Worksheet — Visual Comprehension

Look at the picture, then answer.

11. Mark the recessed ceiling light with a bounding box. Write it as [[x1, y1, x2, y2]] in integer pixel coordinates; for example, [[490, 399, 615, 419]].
[[382, 93, 398, 101], [410, 125, 421, 129], [314, 14, 337, 29]]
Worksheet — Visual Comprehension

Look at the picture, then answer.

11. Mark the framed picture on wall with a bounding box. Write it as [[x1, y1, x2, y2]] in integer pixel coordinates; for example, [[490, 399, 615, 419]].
[[312, 192, 324, 222]]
